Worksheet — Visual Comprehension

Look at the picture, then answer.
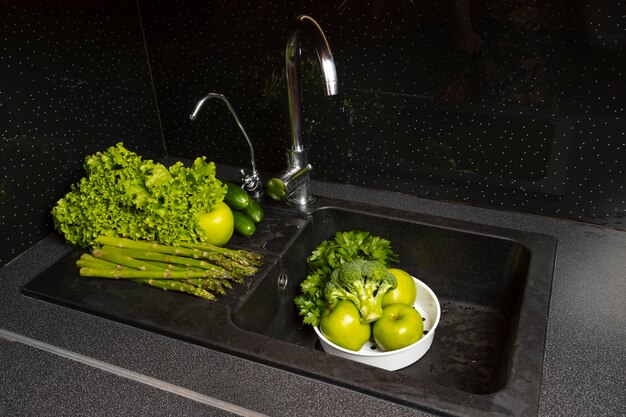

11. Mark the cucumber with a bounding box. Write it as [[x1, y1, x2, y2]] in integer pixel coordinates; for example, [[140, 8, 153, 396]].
[[241, 198, 264, 223], [222, 180, 249, 210], [232, 210, 256, 237]]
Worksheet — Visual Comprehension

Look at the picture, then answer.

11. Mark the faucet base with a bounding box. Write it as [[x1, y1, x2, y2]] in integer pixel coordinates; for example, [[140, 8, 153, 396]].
[[287, 188, 315, 209]]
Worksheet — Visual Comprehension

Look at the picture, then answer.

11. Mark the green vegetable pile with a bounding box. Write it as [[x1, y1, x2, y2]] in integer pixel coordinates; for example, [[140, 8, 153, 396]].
[[294, 230, 398, 326], [52, 143, 226, 248], [50, 143, 268, 301], [78, 236, 262, 300]]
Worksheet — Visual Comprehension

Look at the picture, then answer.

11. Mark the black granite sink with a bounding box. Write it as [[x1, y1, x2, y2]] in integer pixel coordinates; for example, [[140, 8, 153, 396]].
[[235, 206, 535, 394], [232, 201, 555, 416], [23, 197, 555, 416]]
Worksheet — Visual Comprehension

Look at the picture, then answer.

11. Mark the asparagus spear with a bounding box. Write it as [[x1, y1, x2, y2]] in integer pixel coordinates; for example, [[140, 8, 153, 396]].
[[145, 260, 193, 271], [79, 267, 219, 280], [77, 255, 217, 299], [78, 254, 187, 274], [96, 245, 233, 279], [133, 278, 215, 300], [77, 254, 120, 270], [185, 278, 230, 295], [95, 235, 258, 263], [77, 259, 115, 270], [91, 247, 166, 271], [181, 242, 263, 267], [96, 235, 189, 255], [96, 236, 261, 271], [79, 236, 264, 300], [188, 250, 258, 277]]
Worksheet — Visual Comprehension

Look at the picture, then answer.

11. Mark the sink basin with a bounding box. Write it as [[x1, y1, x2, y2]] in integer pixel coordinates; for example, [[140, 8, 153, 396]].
[[232, 201, 555, 415], [23, 197, 555, 416], [235, 206, 525, 393]]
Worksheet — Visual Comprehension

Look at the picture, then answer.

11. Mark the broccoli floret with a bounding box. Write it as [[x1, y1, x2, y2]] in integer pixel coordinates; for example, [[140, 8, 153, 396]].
[[324, 259, 397, 324]]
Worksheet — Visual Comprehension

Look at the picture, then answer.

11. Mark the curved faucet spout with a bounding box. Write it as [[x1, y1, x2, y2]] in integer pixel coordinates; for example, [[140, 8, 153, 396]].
[[189, 93, 262, 198], [267, 15, 338, 209], [286, 15, 338, 152], [189, 93, 257, 175]]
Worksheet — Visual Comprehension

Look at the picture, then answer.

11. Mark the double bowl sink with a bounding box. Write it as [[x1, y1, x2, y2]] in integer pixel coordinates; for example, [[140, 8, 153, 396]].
[[23, 196, 555, 416]]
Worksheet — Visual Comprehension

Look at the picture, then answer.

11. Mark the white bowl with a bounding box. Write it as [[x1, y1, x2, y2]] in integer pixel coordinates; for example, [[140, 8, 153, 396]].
[[314, 276, 441, 371]]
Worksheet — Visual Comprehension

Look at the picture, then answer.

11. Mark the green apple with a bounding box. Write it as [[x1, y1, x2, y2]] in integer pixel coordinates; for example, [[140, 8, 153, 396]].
[[319, 300, 371, 351], [373, 303, 423, 351], [195, 202, 234, 246], [382, 268, 417, 307]]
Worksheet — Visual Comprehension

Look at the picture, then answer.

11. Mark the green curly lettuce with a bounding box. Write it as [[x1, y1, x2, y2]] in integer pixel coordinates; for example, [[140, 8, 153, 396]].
[[52, 142, 226, 248]]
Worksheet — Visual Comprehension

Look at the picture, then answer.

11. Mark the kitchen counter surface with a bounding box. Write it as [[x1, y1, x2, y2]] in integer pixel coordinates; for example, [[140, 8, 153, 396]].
[[1, 181, 624, 417]]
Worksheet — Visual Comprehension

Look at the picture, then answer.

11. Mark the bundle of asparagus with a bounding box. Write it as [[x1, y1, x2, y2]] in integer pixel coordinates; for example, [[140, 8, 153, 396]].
[[76, 236, 263, 300]]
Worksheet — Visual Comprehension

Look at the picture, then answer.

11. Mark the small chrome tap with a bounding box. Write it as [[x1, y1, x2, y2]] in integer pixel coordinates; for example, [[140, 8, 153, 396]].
[[190, 93, 262, 198], [266, 15, 338, 208]]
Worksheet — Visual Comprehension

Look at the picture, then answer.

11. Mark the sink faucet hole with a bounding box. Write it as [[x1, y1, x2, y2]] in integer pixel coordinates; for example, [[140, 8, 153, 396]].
[[277, 272, 288, 291]]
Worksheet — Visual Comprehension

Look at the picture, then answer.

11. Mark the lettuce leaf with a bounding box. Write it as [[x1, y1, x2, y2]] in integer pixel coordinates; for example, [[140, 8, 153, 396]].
[[52, 143, 226, 248]]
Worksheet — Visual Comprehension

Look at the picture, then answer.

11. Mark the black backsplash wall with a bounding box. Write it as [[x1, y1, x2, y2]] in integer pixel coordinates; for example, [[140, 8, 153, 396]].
[[0, 1, 164, 265], [140, 0, 624, 224], [1, 0, 624, 266]]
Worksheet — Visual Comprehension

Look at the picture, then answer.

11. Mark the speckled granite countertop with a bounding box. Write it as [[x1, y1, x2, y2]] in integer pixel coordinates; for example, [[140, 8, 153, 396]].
[[1, 181, 624, 417]]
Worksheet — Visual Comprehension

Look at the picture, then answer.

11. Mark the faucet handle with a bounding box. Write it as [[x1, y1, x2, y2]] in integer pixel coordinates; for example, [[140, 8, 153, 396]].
[[266, 164, 312, 202]]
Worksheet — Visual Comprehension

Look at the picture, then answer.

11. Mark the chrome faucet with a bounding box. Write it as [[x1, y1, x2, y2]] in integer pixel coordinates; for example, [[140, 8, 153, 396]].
[[266, 15, 338, 208], [190, 93, 262, 198]]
